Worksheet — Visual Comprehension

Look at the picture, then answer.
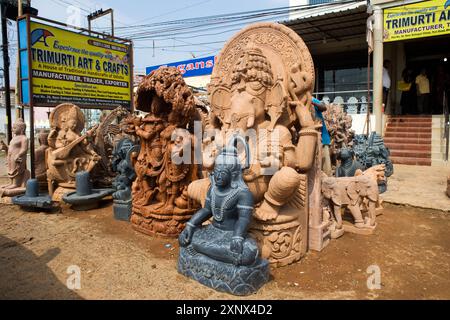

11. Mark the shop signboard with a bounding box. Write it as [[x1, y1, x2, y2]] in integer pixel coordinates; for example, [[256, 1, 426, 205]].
[[384, 0, 450, 42], [17, 16, 133, 109], [146, 56, 215, 78]]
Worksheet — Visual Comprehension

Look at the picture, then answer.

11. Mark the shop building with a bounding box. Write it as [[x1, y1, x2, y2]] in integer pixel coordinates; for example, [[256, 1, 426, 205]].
[[286, 0, 449, 166]]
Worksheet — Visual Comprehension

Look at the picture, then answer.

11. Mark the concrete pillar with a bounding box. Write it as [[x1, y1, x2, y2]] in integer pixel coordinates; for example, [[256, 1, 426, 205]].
[[373, 6, 384, 134]]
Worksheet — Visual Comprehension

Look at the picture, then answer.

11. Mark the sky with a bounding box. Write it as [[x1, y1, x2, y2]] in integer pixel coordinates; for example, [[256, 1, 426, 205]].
[[1, 0, 290, 84]]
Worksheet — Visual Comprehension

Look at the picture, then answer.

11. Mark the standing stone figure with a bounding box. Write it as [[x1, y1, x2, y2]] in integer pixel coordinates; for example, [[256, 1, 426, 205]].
[[111, 137, 139, 221], [0, 118, 30, 197], [35, 130, 49, 190], [178, 145, 270, 296]]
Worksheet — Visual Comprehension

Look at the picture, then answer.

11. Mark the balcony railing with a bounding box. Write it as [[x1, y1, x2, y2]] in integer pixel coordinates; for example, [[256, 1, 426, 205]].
[[314, 89, 373, 115]]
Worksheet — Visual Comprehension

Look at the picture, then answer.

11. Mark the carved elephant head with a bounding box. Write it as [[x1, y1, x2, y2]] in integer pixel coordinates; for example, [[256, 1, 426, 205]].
[[322, 177, 344, 206], [210, 80, 287, 132], [354, 175, 379, 202]]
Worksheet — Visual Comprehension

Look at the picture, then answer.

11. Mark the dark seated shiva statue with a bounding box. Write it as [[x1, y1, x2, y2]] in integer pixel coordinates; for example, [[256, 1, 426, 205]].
[[177, 146, 270, 296]]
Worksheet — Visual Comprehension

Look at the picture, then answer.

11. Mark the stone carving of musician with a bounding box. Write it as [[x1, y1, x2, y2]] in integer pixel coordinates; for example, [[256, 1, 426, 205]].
[[47, 104, 101, 194]]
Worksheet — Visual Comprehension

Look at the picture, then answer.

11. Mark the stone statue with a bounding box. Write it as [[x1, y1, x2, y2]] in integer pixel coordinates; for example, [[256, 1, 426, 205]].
[[91, 106, 131, 187], [178, 145, 269, 296], [35, 130, 49, 190], [188, 22, 322, 266], [111, 137, 139, 220], [46, 103, 101, 196], [336, 148, 364, 177], [322, 103, 355, 170], [0, 118, 30, 197], [352, 132, 393, 193], [321, 174, 379, 236], [128, 67, 200, 237]]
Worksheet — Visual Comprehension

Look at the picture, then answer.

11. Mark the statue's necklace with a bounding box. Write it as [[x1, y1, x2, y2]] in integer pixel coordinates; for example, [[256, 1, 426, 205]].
[[211, 186, 241, 222]]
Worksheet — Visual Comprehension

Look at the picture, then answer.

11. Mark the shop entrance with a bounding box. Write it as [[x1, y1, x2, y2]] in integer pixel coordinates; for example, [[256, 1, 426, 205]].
[[399, 35, 450, 115]]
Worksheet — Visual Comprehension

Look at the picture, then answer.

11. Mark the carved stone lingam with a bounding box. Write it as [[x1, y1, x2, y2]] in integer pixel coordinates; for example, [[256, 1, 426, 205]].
[[187, 22, 326, 266], [62, 171, 114, 211], [178, 146, 270, 296], [0, 118, 30, 199], [111, 137, 139, 221], [12, 179, 56, 211], [128, 67, 200, 237]]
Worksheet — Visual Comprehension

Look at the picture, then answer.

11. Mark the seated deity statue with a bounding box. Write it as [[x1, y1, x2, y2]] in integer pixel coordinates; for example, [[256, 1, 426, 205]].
[[46, 104, 101, 195], [179, 146, 258, 266], [178, 145, 269, 295]]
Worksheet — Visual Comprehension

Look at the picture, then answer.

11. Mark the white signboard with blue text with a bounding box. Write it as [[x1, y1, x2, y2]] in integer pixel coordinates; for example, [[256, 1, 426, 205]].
[[146, 56, 215, 77]]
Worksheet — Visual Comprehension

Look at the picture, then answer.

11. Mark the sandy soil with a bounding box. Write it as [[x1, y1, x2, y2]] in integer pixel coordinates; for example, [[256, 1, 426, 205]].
[[1, 201, 449, 300]]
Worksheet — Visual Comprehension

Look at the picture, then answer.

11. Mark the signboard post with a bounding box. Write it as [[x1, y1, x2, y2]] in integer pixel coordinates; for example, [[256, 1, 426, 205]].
[[17, 15, 133, 177], [383, 0, 450, 42]]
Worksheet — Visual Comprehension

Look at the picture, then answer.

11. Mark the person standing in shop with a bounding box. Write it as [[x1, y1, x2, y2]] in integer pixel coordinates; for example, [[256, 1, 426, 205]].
[[416, 68, 430, 114]]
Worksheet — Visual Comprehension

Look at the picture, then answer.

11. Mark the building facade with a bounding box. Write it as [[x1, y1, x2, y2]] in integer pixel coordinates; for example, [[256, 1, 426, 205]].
[[286, 0, 449, 166]]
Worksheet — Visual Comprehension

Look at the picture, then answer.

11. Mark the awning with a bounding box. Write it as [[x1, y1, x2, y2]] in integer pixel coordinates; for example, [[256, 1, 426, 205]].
[[282, 1, 368, 45]]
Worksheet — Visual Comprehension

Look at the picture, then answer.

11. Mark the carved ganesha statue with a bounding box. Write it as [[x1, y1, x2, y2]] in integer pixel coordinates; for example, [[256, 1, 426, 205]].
[[188, 22, 323, 267]]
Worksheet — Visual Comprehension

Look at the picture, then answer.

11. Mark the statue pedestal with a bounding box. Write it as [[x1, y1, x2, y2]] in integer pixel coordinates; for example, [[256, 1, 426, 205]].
[[131, 205, 196, 237], [113, 200, 132, 221], [250, 175, 309, 268], [250, 207, 307, 268], [178, 246, 270, 296], [343, 221, 377, 235], [52, 186, 76, 202]]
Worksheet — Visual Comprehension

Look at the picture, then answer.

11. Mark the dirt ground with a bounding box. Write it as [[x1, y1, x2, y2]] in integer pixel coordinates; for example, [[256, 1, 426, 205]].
[[1, 200, 449, 300]]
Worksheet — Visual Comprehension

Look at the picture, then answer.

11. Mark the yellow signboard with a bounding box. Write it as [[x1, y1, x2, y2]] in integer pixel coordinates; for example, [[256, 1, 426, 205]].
[[383, 0, 450, 42], [26, 20, 132, 108]]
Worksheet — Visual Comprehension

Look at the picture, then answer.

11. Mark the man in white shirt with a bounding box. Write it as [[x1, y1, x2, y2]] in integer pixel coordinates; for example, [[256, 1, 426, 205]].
[[383, 60, 391, 113]]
